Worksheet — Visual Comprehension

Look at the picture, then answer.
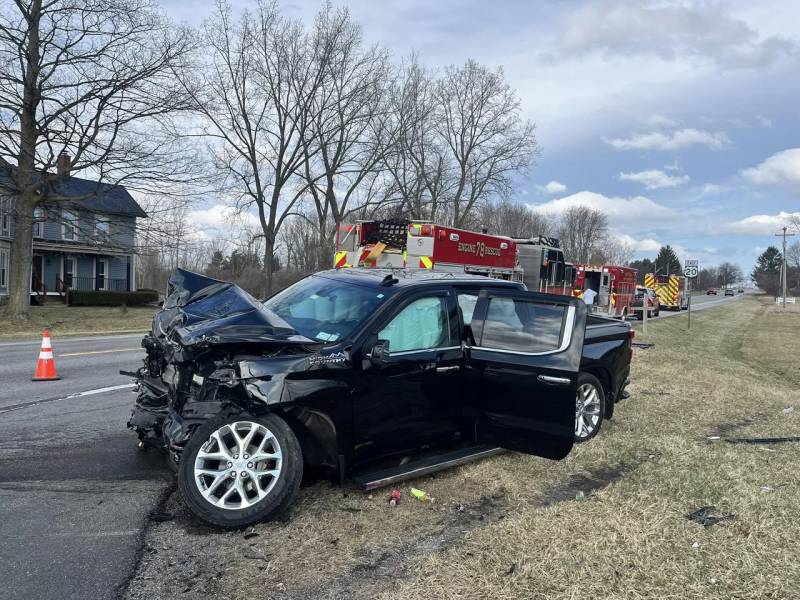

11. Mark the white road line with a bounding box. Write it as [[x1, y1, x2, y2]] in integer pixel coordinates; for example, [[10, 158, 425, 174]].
[[59, 348, 141, 357], [0, 383, 135, 415]]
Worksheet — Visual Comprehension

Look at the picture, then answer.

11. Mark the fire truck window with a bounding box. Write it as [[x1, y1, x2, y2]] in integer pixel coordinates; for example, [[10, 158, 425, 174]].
[[481, 298, 565, 353], [378, 297, 448, 353], [457, 293, 479, 325]]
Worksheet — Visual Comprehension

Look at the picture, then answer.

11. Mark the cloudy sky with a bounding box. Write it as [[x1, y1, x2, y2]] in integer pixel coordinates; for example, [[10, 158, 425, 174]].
[[163, 0, 800, 272]]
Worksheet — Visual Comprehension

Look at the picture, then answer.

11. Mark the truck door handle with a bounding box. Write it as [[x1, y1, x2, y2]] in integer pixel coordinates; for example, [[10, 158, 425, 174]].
[[436, 365, 460, 373], [538, 375, 570, 385]]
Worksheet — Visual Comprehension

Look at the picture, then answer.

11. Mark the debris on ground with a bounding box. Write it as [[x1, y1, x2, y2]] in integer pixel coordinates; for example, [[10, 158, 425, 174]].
[[575, 491, 586, 501], [242, 547, 270, 562], [410, 487, 433, 503], [782, 406, 794, 414], [388, 489, 401, 507], [148, 511, 174, 522], [691, 542, 701, 549], [725, 436, 800, 445], [686, 506, 736, 527], [243, 528, 258, 540], [707, 436, 721, 441], [632, 342, 656, 349]]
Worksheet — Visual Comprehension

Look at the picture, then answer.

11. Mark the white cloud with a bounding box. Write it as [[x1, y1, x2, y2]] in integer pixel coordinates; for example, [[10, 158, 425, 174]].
[[756, 114, 773, 128], [615, 233, 663, 253], [531, 190, 674, 224], [189, 204, 261, 231], [646, 114, 680, 129], [724, 211, 800, 235], [537, 180, 567, 194], [619, 169, 690, 189], [555, 1, 798, 69], [605, 128, 731, 151], [693, 183, 725, 195], [741, 148, 800, 187]]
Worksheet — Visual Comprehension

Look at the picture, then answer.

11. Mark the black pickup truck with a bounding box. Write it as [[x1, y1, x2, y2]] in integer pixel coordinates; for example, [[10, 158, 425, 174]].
[[129, 268, 632, 527]]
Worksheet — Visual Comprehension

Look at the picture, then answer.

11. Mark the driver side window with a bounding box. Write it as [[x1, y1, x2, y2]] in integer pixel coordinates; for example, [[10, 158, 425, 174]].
[[378, 296, 448, 352]]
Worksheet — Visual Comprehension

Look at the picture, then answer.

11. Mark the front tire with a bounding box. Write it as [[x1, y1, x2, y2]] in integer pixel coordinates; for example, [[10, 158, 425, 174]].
[[178, 412, 303, 528], [574, 373, 605, 442]]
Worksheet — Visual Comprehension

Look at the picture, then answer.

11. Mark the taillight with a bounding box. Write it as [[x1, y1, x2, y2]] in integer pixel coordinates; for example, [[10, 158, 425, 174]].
[[628, 328, 635, 341], [409, 223, 433, 237]]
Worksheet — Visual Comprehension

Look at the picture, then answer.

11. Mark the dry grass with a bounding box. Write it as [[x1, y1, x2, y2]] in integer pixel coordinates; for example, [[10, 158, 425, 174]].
[[0, 304, 154, 339], [127, 296, 800, 600]]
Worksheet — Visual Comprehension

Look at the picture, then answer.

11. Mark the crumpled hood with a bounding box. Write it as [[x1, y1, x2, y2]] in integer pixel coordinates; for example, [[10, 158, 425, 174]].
[[153, 269, 316, 347]]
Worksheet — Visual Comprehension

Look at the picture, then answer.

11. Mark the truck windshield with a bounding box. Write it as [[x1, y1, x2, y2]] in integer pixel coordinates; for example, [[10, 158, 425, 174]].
[[262, 275, 385, 343]]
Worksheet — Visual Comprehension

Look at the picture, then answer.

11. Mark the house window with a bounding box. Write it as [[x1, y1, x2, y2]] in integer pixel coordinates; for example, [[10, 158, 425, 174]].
[[62, 209, 77, 240], [0, 248, 8, 288], [0, 197, 11, 237], [32, 206, 44, 238], [95, 218, 110, 242]]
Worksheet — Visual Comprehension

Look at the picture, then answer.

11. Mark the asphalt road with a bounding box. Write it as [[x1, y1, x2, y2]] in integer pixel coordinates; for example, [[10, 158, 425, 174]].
[[0, 292, 744, 599], [0, 333, 172, 600], [638, 290, 744, 320]]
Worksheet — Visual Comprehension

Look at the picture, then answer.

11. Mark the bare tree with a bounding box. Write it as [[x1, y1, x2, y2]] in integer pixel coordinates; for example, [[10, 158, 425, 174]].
[[382, 55, 448, 221], [717, 261, 743, 288], [0, 0, 195, 318], [557, 206, 608, 263], [183, 1, 329, 295], [301, 4, 391, 268], [436, 60, 539, 227], [591, 236, 634, 265], [475, 198, 552, 239]]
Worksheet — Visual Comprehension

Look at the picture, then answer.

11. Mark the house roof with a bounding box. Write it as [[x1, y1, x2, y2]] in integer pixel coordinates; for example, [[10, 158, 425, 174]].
[[0, 157, 147, 218], [50, 176, 148, 218]]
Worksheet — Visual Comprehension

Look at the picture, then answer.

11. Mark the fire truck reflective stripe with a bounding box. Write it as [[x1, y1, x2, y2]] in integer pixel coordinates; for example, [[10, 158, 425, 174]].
[[419, 256, 433, 269], [334, 251, 348, 268], [611, 293, 616, 306]]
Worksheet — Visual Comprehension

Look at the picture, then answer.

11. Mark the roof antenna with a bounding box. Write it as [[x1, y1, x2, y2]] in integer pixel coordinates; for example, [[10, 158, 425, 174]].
[[380, 273, 399, 286]]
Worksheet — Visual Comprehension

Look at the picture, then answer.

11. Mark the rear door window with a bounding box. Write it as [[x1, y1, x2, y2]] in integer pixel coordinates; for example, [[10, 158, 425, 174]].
[[480, 296, 567, 354]]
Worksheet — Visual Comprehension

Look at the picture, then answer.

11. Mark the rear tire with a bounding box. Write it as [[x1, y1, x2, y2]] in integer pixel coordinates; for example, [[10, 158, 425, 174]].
[[178, 412, 303, 528], [574, 373, 605, 442]]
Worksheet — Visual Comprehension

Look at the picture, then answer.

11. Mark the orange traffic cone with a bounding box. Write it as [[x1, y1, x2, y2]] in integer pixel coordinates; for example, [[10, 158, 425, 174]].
[[32, 330, 60, 381]]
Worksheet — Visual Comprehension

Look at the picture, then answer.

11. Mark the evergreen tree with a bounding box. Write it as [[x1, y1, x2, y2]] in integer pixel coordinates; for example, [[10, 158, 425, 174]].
[[628, 258, 655, 284], [751, 246, 782, 295], [654, 245, 682, 276]]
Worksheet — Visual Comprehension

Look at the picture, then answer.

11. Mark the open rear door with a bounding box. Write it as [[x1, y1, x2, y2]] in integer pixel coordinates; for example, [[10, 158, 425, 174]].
[[466, 289, 587, 460]]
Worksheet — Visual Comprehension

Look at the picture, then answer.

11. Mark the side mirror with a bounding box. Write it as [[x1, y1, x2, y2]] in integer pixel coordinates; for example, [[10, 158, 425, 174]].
[[369, 339, 390, 368]]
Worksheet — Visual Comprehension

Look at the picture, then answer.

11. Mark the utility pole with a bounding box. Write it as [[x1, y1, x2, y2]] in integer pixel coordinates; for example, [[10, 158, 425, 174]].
[[775, 226, 796, 309]]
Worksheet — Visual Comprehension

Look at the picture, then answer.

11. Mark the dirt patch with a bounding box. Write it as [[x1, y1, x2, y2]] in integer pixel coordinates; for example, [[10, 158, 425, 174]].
[[538, 463, 629, 506]]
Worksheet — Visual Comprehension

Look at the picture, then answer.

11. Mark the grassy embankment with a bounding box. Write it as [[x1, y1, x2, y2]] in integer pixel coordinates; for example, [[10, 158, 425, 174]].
[[0, 304, 154, 339], [127, 296, 799, 600]]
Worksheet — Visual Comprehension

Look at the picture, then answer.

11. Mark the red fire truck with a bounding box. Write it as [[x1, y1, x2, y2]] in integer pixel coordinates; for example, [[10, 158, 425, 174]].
[[334, 221, 620, 312], [334, 220, 522, 280], [573, 264, 637, 317]]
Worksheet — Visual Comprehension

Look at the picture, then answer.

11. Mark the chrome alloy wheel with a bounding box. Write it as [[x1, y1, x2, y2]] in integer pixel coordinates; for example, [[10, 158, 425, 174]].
[[193, 421, 283, 510], [575, 383, 602, 439]]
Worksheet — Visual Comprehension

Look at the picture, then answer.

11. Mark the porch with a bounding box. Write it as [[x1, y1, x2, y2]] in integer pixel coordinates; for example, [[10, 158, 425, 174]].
[[30, 249, 135, 300]]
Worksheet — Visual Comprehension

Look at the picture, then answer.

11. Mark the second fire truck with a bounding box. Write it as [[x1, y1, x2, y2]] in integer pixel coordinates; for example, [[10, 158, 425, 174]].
[[644, 273, 688, 311]]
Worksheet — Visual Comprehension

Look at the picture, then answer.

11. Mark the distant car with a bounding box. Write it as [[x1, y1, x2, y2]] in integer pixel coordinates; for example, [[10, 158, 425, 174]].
[[706, 288, 718, 295], [738, 288, 744, 294], [724, 289, 735, 296]]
